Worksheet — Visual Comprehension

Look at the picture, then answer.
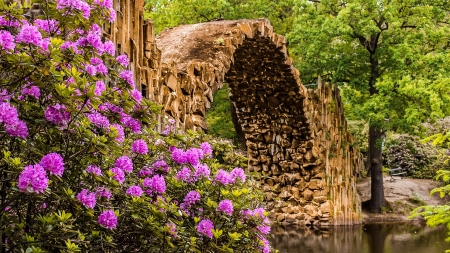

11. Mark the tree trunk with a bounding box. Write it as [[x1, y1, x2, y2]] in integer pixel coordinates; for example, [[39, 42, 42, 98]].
[[369, 126, 385, 213]]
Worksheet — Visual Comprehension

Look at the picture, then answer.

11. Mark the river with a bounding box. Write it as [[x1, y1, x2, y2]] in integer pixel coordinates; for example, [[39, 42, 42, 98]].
[[270, 223, 450, 253]]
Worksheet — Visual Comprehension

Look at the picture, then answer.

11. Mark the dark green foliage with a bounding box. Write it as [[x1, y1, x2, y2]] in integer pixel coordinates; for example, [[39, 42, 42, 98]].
[[385, 134, 445, 179], [205, 83, 237, 142]]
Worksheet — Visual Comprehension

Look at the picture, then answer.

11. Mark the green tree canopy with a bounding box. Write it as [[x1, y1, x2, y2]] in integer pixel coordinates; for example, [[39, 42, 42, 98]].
[[145, 0, 295, 35], [288, 0, 450, 212]]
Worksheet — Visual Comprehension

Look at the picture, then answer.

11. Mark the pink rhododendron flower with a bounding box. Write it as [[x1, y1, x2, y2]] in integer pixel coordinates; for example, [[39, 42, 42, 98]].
[[126, 185, 143, 197], [96, 186, 112, 199], [18, 164, 48, 194], [0, 102, 19, 125], [131, 89, 142, 102], [76, 189, 96, 209], [200, 142, 213, 157], [115, 156, 133, 173], [102, 40, 115, 55], [94, 81, 106, 96], [0, 30, 15, 52], [5, 120, 28, 139], [218, 199, 233, 216], [257, 225, 271, 235], [231, 167, 246, 182], [143, 175, 166, 194], [40, 152, 65, 177], [16, 24, 43, 47], [193, 163, 210, 180], [119, 70, 134, 87], [132, 139, 148, 154], [35, 19, 60, 34], [152, 160, 168, 172], [21, 85, 40, 99], [44, 104, 70, 126], [86, 112, 110, 128], [86, 165, 102, 176], [176, 167, 191, 182], [98, 210, 117, 229], [116, 54, 129, 67], [57, 0, 91, 19], [110, 167, 125, 184], [215, 169, 233, 185], [197, 219, 214, 239], [183, 190, 201, 206]]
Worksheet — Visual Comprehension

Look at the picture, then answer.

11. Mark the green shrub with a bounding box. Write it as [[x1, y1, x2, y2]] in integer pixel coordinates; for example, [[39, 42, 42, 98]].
[[385, 134, 444, 179], [0, 2, 272, 252]]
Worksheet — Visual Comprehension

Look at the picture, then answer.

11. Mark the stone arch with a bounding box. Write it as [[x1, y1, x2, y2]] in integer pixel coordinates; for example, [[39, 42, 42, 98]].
[[155, 19, 364, 226]]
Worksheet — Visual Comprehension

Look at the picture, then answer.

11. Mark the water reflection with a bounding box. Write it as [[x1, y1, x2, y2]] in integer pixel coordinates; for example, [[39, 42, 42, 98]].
[[270, 223, 450, 253]]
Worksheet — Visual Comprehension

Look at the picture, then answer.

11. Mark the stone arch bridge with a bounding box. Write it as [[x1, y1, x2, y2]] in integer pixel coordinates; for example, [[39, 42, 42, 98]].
[[154, 19, 364, 226], [99, 0, 364, 226]]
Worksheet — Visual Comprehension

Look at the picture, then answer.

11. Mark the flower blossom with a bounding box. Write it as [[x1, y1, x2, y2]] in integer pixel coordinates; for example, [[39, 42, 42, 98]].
[[116, 54, 129, 67], [132, 139, 148, 154], [18, 164, 48, 194], [16, 24, 43, 47], [231, 167, 246, 182], [115, 156, 133, 173], [176, 167, 191, 182], [183, 190, 201, 206], [86, 165, 102, 176], [126, 185, 144, 197], [44, 104, 70, 126], [0, 30, 15, 52], [217, 199, 233, 216], [76, 189, 96, 209], [119, 70, 134, 87], [98, 210, 117, 229], [215, 169, 234, 185], [143, 175, 166, 194], [197, 219, 214, 239], [39, 152, 65, 177], [110, 167, 125, 184], [57, 0, 91, 19]]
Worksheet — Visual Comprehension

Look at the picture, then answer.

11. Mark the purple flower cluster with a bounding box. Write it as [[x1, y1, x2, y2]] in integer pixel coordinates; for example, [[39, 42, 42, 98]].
[[176, 167, 191, 182], [143, 175, 166, 194], [0, 15, 20, 28], [86, 112, 110, 128], [116, 54, 129, 67], [0, 30, 15, 52], [110, 167, 125, 184], [0, 102, 28, 139], [96, 186, 112, 199], [119, 70, 135, 87], [152, 160, 169, 173], [217, 199, 233, 216], [131, 89, 142, 102], [86, 165, 102, 176], [132, 139, 148, 154], [115, 156, 133, 173], [56, 0, 91, 19], [110, 124, 125, 142], [76, 189, 96, 209], [16, 24, 43, 47], [183, 190, 201, 206], [162, 118, 175, 135], [200, 142, 213, 157], [171, 147, 207, 166], [230, 167, 246, 182], [193, 163, 210, 180], [98, 210, 117, 229], [18, 164, 48, 194], [44, 103, 70, 126], [94, 81, 106, 96], [21, 85, 40, 99], [39, 152, 65, 177], [214, 169, 234, 185], [197, 219, 214, 239], [35, 19, 60, 34], [126, 185, 144, 197], [120, 112, 141, 133]]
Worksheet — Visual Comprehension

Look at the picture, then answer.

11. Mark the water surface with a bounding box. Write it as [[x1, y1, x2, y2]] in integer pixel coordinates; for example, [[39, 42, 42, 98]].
[[270, 223, 450, 253]]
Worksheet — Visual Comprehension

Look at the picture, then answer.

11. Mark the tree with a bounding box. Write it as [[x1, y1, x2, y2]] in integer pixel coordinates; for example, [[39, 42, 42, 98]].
[[0, 1, 272, 252], [288, 0, 450, 212], [144, 0, 295, 35]]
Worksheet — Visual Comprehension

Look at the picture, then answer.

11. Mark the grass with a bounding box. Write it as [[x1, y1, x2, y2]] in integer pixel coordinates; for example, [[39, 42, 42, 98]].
[[205, 83, 237, 142]]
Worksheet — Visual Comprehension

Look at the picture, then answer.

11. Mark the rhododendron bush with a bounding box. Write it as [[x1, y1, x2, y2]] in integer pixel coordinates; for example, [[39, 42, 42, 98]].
[[0, 1, 272, 252]]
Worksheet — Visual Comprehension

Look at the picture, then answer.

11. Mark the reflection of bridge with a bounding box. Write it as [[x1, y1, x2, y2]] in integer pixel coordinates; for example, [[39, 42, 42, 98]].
[[108, 0, 363, 225]]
